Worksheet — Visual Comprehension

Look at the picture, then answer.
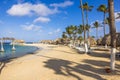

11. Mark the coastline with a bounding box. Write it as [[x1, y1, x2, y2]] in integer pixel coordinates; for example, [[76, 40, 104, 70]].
[[0, 43, 59, 65], [0, 43, 40, 62], [0, 44, 120, 80]]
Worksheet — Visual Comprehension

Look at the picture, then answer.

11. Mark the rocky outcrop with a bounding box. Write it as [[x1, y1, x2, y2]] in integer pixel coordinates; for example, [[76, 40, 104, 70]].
[[101, 33, 120, 47]]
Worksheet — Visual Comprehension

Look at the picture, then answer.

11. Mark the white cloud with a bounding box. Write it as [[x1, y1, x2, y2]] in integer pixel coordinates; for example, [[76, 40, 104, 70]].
[[32, 4, 58, 16], [116, 19, 120, 22], [48, 32, 53, 35], [98, 27, 103, 31], [50, 1, 74, 8], [48, 28, 61, 35], [21, 24, 41, 31], [34, 17, 50, 23], [7, 1, 74, 17], [7, 3, 32, 16], [115, 12, 120, 22], [7, 3, 59, 16], [8, 31, 14, 34], [54, 28, 60, 33]]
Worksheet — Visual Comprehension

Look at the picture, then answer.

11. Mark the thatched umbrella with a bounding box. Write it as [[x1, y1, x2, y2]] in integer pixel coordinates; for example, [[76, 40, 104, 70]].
[[101, 33, 120, 47], [88, 37, 97, 46], [97, 38, 102, 45]]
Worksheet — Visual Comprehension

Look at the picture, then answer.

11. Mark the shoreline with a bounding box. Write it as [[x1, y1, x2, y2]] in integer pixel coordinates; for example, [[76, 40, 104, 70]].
[[0, 43, 58, 63], [0, 43, 43, 62]]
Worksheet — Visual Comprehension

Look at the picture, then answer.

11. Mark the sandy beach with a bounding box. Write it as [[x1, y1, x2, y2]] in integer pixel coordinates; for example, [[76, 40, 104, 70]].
[[0, 44, 120, 80]]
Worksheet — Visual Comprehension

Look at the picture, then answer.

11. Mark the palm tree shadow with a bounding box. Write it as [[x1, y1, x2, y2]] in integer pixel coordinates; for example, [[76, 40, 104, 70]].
[[0, 58, 12, 75], [44, 59, 106, 80], [0, 62, 5, 74], [83, 59, 120, 75], [88, 51, 110, 58], [44, 59, 72, 76], [83, 59, 109, 67]]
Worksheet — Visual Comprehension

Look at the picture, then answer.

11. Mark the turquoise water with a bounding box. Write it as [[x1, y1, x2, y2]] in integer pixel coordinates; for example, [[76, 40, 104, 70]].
[[0, 43, 39, 61]]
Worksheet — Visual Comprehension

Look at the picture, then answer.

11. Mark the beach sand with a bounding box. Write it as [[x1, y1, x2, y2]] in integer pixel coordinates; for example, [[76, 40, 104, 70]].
[[0, 44, 120, 80]]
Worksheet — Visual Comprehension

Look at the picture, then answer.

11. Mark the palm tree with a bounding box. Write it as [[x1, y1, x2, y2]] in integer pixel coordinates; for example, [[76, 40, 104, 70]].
[[78, 25, 84, 36], [70, 25, 78, 46], [79, 0, 86, 43], [83, 2, 93, 38], [104, 17, 110, 34], [65, 26, 73, 39], [83, 2, 93, 25], [104, 17, 110, 25], [62, 32, 67, 39], [85, 24, 91, 39], [108, 0, 116, 71], [93, 21, 100, 40], [97, 4, 108, 37], [65, 25, 78, 46], [62, 32, 67, 45], [78, 36, 83, 44], [77, 25, 83, 45], [80, 0, 88, 53]]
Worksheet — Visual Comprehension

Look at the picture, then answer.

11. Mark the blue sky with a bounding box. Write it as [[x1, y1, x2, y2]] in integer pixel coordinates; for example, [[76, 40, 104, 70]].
[[0, 0, 120, 42]]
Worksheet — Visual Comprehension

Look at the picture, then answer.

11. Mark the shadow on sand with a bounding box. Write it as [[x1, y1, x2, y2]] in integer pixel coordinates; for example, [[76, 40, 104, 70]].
[[0, 57, 15, 75], [43, 58, 107, 80], [0, 62, 6, 74], [88, 50, 110, 58], [34, 49, 120, 80]]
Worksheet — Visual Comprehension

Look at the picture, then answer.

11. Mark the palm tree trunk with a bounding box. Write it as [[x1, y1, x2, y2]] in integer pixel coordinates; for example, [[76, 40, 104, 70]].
[[73, 34, 77, 47], [86, 9, 90, 47], [108, 0, 116, 71], [86, 10, 89, 38], [103, 13, 106, 37], [87, 30, 89, 39], [80, 0, 86, 43], [86, 11, 89, 26], [80, 0, 88, 53], [96, 28, 98, 40], [88, 29, 90, 38]]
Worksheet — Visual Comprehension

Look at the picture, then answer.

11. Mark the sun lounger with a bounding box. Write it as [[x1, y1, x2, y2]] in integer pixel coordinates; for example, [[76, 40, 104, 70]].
[[75, 46, 85, 52], [75, 46, 93, 54]]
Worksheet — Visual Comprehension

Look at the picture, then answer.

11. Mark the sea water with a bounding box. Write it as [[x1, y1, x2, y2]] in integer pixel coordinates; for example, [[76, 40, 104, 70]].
[[0, 43, 39, 61]]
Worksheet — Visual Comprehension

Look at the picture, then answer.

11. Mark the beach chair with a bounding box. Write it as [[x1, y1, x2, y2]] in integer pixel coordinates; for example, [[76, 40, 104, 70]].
[[75, 46, 85, 52], [75, 45, 93, 54]]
